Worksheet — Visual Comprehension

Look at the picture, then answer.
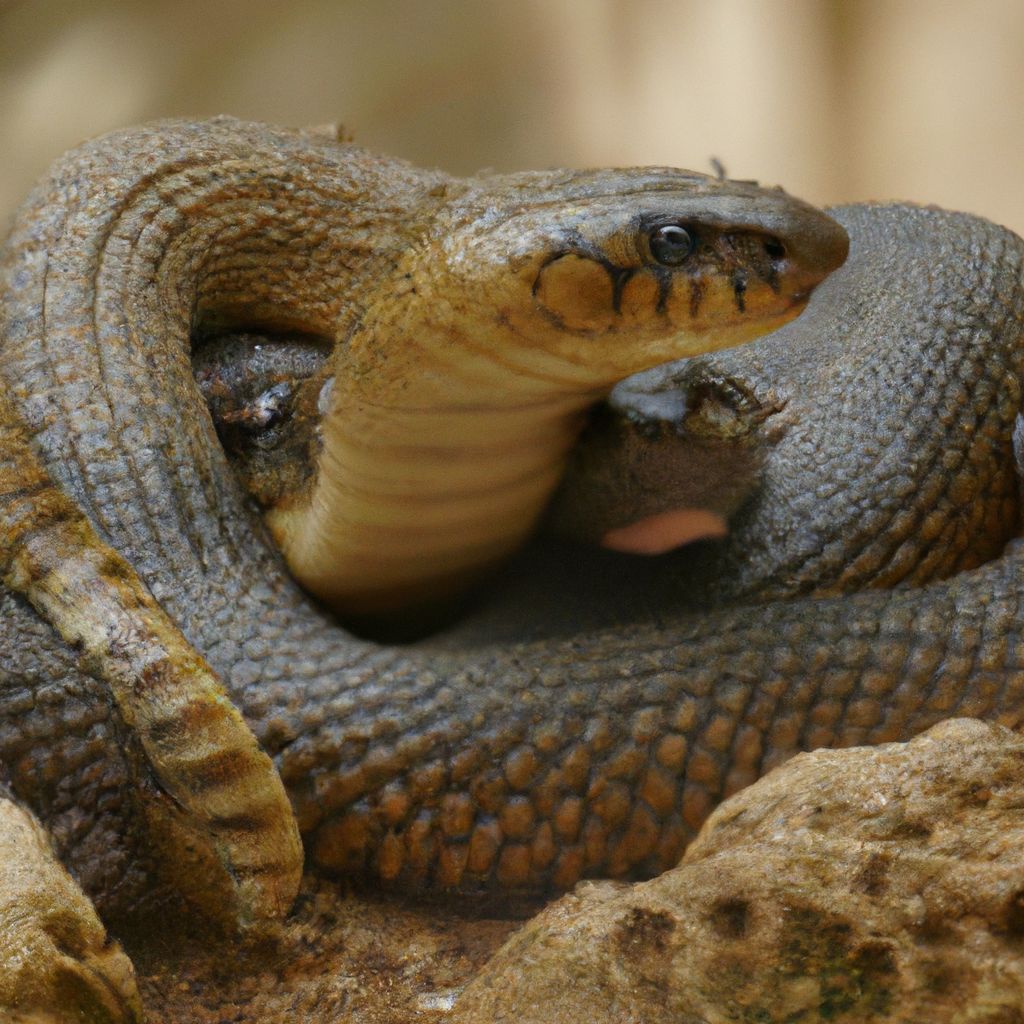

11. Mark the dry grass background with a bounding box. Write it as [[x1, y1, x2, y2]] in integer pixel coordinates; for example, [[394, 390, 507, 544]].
[[2, 0, 1024, 233]]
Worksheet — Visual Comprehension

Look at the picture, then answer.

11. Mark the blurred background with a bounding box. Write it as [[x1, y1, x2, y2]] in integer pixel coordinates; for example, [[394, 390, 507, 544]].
[[3, 0, 1024, 232]]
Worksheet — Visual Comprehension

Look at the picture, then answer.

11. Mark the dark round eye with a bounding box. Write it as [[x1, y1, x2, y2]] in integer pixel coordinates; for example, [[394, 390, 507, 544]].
[[649, 224, 695, 266]]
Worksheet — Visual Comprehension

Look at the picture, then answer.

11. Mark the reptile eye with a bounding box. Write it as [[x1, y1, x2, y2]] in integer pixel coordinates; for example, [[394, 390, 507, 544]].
[[649, 224, 695, 266]]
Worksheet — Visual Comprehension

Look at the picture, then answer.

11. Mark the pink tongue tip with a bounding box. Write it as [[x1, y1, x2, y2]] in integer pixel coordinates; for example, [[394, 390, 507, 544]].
[[601, 508, 728, 555]]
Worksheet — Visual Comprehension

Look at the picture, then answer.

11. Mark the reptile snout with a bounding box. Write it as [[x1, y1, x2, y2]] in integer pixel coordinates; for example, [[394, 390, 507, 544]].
[[778, 211, 849, 300], [717, 187, 850, 302]]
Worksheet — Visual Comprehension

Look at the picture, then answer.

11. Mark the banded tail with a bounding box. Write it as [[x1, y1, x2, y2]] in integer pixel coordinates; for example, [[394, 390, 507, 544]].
[[0, 396, 302, 926]]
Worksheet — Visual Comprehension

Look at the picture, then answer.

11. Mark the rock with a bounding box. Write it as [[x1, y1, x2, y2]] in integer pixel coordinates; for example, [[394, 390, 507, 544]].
[[0, 795, 143, 1023], [453, 718, 1024, 1023]]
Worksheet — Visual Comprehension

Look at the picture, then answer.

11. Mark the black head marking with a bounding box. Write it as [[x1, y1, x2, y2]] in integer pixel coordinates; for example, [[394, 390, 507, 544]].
[[731, 269, 749, 313]]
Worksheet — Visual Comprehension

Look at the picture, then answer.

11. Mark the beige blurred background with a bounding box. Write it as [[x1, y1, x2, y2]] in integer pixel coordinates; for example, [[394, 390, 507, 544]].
[[3, 0, 1024, 232]]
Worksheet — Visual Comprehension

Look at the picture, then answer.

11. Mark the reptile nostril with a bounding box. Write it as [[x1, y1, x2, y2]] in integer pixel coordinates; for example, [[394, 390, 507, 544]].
[[763, 237, 786, 261]]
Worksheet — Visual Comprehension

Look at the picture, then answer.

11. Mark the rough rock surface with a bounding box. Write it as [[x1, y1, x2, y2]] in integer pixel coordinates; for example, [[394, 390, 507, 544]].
[[0, 797, 142, 1023], [454, 718, 1024, 1023]]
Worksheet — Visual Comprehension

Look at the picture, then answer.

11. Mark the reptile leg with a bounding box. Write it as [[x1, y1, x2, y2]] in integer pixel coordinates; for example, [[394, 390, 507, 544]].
[[0, 397, 302, 927], [0, 785, 143, 1024]]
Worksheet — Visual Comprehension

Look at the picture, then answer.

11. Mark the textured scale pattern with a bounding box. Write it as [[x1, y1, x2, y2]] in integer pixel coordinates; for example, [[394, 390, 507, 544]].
[[693, 206, 1024, 600], [1, 121, 1023, 913]]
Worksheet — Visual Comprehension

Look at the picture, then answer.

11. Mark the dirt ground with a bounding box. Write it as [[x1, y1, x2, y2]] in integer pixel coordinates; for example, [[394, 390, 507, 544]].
[[130, 875, 520, 1023]]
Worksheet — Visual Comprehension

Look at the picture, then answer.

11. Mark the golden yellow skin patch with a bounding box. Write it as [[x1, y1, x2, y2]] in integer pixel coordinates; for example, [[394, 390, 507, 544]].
[[535, 255, 617, 330], [269, 176, 848, 618]]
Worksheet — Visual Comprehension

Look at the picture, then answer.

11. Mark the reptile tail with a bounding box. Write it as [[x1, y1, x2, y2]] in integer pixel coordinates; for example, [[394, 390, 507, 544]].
[[0, 396, 302, 927]]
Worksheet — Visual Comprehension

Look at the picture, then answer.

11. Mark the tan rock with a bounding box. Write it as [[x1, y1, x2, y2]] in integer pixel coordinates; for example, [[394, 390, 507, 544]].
[[454, 719, 1024, 1023], [0, 795, 143, 1023]]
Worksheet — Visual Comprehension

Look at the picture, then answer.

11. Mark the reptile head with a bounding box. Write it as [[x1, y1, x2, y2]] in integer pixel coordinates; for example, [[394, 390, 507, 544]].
[[393, 167, 850, 397], [196, 163, 847, 621]]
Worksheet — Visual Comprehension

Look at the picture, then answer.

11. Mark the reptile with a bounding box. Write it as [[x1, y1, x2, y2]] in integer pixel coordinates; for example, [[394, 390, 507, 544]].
[[0, 117, 845, 1020], [0, 117, 1021, 1021]]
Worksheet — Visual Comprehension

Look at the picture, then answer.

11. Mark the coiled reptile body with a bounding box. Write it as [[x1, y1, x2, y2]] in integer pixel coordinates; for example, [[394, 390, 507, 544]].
[[0, 119, 1023, 1022]]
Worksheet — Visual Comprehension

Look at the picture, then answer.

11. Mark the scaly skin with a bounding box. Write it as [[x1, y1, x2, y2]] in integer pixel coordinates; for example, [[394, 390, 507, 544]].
[[0, 118, 835, 624], [0, 118, 846, 922], [0, 393, 302, 927], [1, 122, 1023, 1016]]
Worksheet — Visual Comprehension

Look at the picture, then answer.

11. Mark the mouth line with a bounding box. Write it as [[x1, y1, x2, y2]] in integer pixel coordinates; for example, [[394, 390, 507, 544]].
[[684, 296, 808, 332]]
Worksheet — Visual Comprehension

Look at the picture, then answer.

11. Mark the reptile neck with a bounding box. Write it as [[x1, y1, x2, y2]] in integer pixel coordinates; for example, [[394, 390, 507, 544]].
[[271, 383, 598, 615]]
